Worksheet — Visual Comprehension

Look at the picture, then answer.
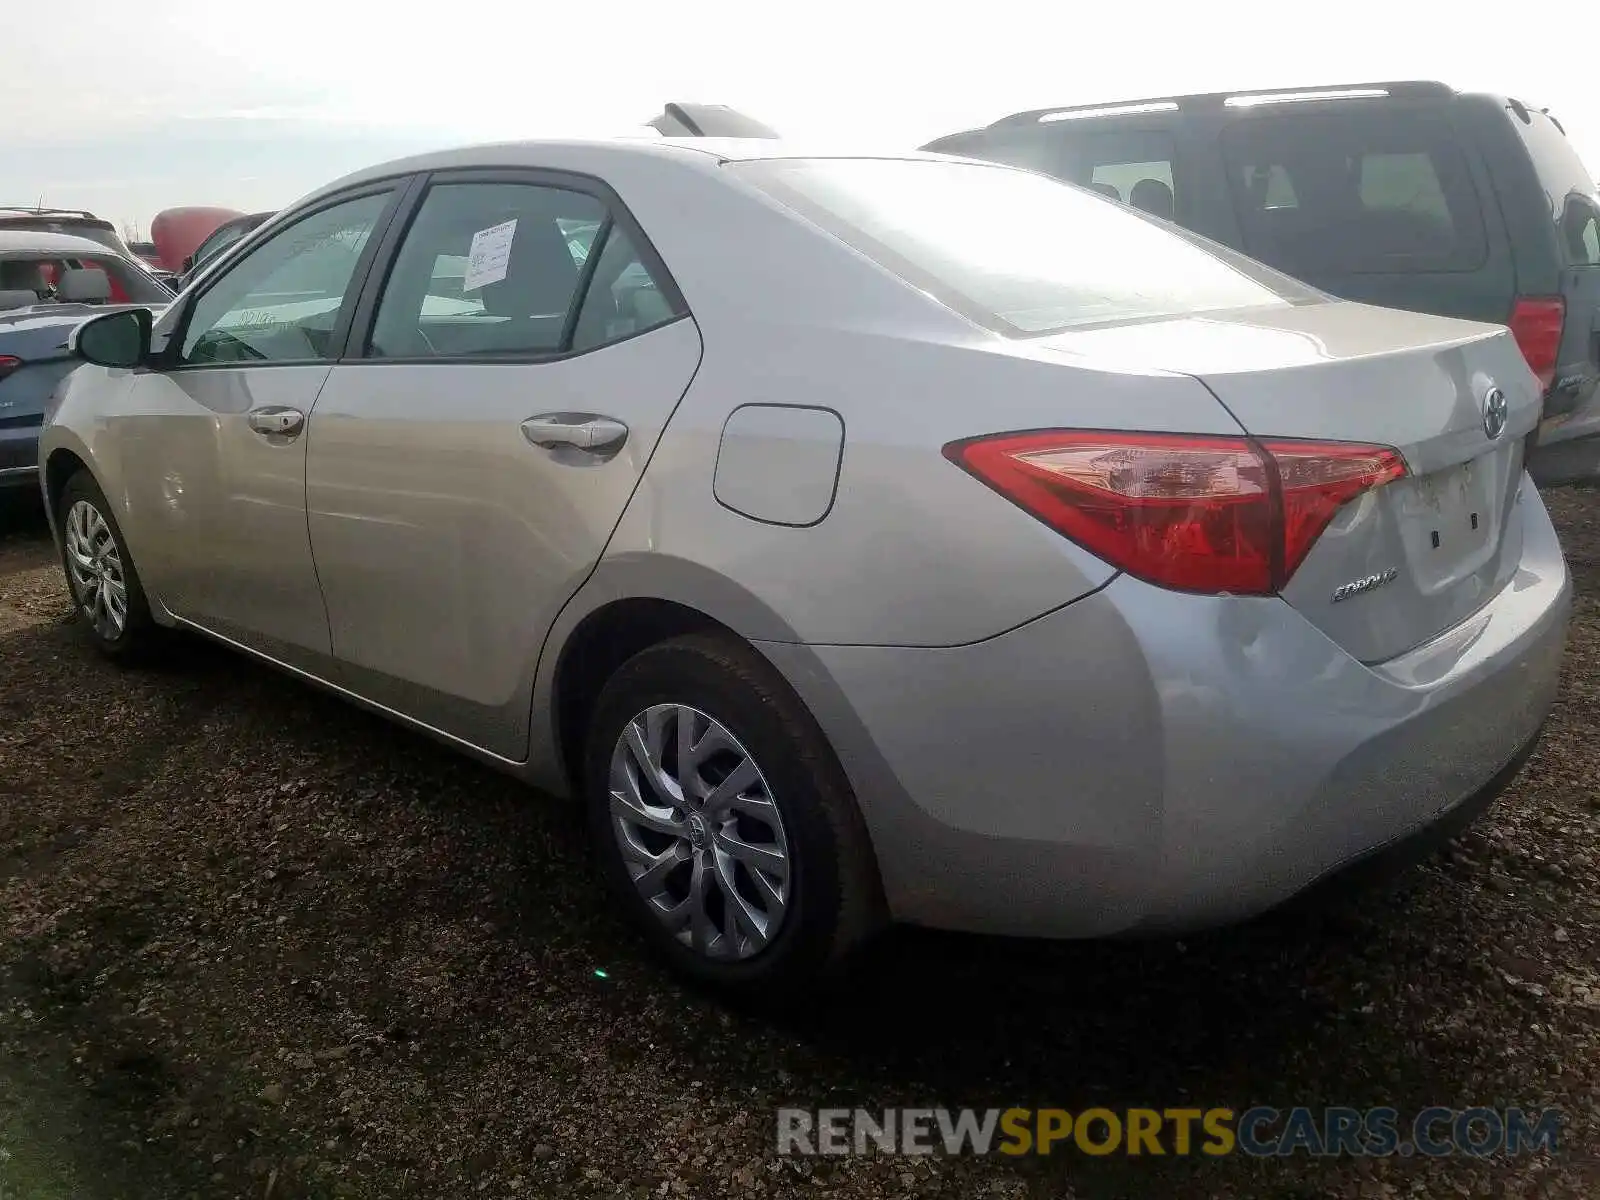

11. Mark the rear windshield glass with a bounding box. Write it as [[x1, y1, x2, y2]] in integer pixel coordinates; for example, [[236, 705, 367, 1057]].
[[1221, 107, 1489, 276], [0, 253, 170, 305], [731, 158, 1295, 336]]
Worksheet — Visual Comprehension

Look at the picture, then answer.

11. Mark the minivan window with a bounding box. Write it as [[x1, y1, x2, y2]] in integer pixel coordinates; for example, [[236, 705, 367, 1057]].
[[1558, 195, 1600, 267], [1580, 209, 1600, 266], [734, 157, 1296, 336], [1221, 109, 1489, 275], [1055, 131, 1179, 220]]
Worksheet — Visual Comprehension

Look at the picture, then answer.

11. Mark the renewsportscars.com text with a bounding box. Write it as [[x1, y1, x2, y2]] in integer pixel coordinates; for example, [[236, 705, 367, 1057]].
[[776, 1106, 1562, 1158]]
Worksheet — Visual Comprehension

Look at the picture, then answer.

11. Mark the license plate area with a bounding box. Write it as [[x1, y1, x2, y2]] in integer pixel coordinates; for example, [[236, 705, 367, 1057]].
[[1393, 452, 1506, 587]]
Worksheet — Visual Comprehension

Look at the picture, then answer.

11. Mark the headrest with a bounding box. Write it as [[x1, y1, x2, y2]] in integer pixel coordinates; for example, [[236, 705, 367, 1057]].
[[1129, 178, 1175, 221], [56, 267, 112, 303]]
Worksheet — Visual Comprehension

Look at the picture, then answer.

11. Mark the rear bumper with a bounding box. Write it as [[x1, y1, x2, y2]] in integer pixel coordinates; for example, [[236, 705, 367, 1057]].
[[760, 477, 1570, 938], [0, 426, 41, 487], [1274, 716, 1543, 914], [1530, 387, 1600, 486]]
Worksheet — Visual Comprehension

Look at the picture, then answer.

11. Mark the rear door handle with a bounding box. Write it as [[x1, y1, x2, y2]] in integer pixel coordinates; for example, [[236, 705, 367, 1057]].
[[244, 406, 304, 438], [521, 413, 628, 455], [247, 406, 305, 437]]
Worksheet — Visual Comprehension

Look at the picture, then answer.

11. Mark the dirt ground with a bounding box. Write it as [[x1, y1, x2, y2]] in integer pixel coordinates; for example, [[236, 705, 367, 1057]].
[[2, 486, 1599, 1200]]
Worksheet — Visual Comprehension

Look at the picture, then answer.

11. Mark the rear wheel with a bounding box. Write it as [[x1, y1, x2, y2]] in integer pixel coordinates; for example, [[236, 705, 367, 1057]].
[[584, 632, 881, 997], [57, 470, 161, 661]]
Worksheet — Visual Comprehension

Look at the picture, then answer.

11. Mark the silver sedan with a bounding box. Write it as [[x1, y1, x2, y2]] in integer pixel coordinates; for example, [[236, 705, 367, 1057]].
[[40, 139, 1570, 995]]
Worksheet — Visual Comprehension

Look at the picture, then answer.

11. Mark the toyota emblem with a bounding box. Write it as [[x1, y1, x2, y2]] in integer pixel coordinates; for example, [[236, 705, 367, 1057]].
[[1482, 385, 1509, 440]]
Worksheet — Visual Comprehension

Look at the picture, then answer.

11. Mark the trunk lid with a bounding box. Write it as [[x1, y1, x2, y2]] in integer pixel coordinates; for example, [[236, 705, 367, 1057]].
[[1039, 299, 1542, 663]]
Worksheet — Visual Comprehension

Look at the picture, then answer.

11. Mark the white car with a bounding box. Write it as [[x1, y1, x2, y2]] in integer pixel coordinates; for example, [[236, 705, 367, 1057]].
[[41, 136, 1568, 995]]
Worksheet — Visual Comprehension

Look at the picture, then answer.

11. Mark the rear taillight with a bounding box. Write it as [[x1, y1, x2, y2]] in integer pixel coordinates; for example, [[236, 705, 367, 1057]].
[[0, 355, 20, 382], [944, 430, 1406, 596], [1508, 296, 1565, 392]]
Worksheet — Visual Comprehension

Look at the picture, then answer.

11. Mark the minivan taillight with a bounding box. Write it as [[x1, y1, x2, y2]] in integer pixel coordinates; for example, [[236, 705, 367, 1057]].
[[1508, 296, 1565, 392], [0, 355, 21, 382], [944, 430, 1407, 596]]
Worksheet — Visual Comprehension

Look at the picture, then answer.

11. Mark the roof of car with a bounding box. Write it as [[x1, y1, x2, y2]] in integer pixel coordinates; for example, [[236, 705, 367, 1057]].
[[301, 137, 946, 209], [0, 228, 124, 257], [947, 80, 1555, 138]]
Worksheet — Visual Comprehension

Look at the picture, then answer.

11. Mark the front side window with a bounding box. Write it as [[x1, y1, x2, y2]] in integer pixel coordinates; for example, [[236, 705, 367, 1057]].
[[733, 157, 1296, 337], [1221, 109, 1489, 275], [367, 181, 678, 359], [179, 191, 390, 365]]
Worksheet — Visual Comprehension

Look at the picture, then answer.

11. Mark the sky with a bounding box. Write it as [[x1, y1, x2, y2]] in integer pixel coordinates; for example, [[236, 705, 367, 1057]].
[[5, 0, 1598, 233]]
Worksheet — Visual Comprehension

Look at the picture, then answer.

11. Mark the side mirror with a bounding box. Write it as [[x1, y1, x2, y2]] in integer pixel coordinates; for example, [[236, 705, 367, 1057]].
[[181, 254, 195, 272], [70, 307, 152, 369]]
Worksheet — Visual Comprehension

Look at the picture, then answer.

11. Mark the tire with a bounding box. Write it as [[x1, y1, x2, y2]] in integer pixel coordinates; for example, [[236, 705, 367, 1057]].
[[56, 470, 162, 661], [584, 632, 883, 998]]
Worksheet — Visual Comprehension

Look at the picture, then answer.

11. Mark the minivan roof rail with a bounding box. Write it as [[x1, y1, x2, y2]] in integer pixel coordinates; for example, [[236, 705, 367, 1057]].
[[646, 103, 780, 139], [990, 81, 1455, 127]]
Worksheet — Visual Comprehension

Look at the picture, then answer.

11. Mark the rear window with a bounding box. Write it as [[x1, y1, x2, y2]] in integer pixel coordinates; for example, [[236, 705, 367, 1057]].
[[1221, 108, 1489, 275], [732, 157, 1296, 336], [0, 253, 169, 304]]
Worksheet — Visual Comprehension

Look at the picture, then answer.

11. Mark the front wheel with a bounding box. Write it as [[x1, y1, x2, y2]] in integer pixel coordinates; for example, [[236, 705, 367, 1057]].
[[584, 633, 882, 998], [57, 470, 161, 661]]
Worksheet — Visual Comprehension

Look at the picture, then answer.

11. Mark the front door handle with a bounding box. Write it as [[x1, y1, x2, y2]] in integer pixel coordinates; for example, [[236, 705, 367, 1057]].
[[247, 406, 306, 438], [521, 413, 629, 455]]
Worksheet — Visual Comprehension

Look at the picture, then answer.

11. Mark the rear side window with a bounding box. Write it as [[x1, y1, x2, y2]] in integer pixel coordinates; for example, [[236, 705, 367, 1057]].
[[1222, 109, 1489, 275], [367, 181, 681, 360], [733, 157, 1299, 336], [569, 227, 679, 352]]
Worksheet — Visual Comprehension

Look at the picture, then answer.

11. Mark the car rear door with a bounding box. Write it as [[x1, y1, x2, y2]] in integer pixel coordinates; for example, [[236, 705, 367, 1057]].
[[304, 169, 701, 760]]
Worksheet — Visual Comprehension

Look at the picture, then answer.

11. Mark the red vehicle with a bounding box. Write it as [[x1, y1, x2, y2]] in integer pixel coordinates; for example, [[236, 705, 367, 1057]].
[[150, 206, 245, 273]]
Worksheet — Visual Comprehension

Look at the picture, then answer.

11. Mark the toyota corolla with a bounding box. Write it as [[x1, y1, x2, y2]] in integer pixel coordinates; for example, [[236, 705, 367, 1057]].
[[39, 139, 1571, 995]]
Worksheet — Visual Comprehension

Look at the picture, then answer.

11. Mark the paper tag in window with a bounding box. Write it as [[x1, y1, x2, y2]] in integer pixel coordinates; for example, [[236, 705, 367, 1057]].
[[462, 219, 517, 292]]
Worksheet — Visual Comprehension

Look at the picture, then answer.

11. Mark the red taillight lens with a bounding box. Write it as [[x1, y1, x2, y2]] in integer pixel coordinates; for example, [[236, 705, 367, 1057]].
[[1508, 296, 1565, 392], [0, 355, 21, 382], [944, 430, 1406, 595]]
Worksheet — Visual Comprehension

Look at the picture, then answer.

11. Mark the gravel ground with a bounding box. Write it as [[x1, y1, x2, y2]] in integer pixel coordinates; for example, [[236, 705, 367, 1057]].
[[2, 486, 1599, 1200]]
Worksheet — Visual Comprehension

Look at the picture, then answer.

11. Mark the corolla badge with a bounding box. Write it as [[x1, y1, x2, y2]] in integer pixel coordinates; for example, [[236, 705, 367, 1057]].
[[1482, 385, 1509, 440], [1331, 567, 1399, 604]]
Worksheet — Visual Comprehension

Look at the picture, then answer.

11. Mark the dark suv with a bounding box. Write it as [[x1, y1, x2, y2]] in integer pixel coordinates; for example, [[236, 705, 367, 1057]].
[[926, 81, 1600, 485]]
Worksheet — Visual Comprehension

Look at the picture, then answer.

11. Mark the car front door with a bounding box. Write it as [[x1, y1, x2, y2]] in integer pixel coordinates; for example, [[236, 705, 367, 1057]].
[[113, 184, 406, 672], [305, 171, 702, 759]]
